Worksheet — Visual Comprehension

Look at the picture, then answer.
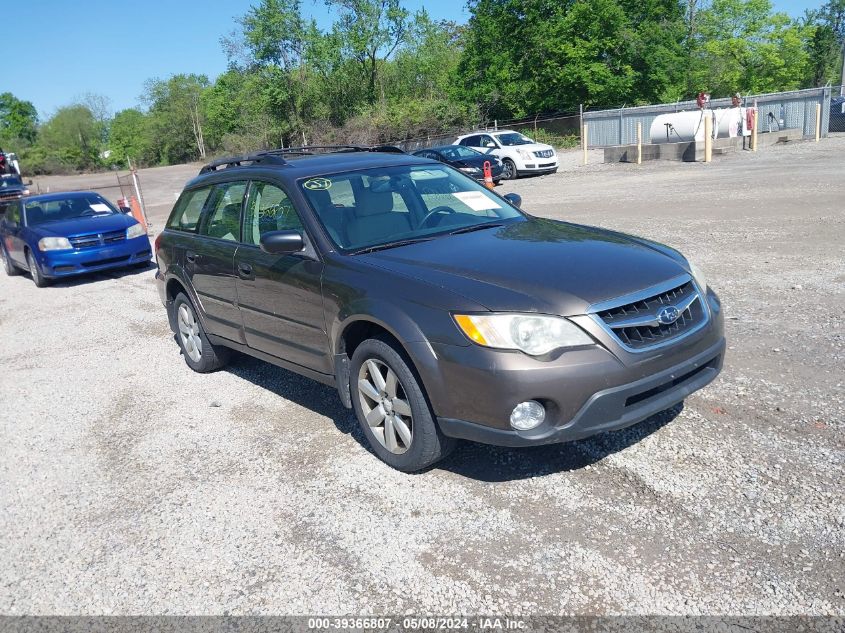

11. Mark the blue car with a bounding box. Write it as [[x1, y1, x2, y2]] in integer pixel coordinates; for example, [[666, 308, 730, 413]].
[[0, 191, 152, 287]]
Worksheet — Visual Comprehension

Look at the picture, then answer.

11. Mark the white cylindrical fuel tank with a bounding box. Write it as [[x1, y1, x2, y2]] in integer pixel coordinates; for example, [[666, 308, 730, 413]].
[[713, 107, 745, 138], [650, 110, 711, 144]]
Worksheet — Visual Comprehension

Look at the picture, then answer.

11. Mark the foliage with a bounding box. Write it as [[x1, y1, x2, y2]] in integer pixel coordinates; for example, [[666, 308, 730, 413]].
[[36, 105, 102, 171], [0, 92, 38, 146], [10, 0, 840, 175]]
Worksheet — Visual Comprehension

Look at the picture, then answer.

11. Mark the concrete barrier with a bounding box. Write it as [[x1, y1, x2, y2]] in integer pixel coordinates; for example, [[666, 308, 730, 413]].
[[604, 128, 804, 163]]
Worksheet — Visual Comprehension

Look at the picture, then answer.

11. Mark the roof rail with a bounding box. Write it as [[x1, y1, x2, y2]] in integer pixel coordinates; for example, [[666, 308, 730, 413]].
[[198, 145, 406, 175], [260, 145, 406, 156], [199, 153, 288, 174]]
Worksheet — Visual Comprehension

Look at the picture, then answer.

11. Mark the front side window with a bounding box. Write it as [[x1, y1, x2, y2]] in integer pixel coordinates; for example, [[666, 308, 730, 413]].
[[243, 182, 303, 246], [167, 187, 211, 233], [3, 200, 21, 224], [200, 182, 247, 242], [24, 195, 117, 226], [494, 132, 534, 146], [299, 164, 523, 252]]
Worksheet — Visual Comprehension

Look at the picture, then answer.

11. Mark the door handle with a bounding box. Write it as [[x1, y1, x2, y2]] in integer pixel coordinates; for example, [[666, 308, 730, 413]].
[[237, 262, 254, 279], [186, 251, 198, 263]]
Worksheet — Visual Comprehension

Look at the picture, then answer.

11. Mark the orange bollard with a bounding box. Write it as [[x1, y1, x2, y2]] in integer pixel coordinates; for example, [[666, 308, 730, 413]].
[[129, 195, 148, 232], [483, 161, 494, 189]]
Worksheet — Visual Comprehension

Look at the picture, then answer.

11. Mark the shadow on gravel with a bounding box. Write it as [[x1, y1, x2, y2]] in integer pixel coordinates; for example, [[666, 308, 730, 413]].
[[224, 354, 360, 437], [437, 403, 684, 482], [219, 352, 684, 482]]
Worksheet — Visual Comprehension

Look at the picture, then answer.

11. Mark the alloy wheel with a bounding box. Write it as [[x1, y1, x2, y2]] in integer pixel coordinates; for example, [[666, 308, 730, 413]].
[[357, 358, 413, 454], [502, 160, 516, 180], [177, 303, 203, 362]]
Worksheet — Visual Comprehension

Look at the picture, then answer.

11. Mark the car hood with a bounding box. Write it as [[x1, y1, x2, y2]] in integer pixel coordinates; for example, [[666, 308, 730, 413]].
[[29, 213, 135, 237], [359, 218, 690, 316], [504, 142, 555, 154]]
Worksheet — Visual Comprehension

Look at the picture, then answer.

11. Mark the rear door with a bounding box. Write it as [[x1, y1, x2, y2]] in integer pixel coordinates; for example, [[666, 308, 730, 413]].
[[187, 181, 247, 343], [234, 180, 330, 374]]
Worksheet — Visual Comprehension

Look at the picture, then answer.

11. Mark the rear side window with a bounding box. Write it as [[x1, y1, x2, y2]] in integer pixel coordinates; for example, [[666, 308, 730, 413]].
[[167, 187, 212, 232], [200, 182, 247, 242]]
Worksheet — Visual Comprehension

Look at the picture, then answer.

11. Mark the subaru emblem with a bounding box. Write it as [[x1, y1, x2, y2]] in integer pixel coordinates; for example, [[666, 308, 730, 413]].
[[656, 306, 681, 325]]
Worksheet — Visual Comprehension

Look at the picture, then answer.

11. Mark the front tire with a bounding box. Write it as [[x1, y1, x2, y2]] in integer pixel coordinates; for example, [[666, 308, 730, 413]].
[[501, 159, 518, 180], [26, 250, 49, 287], [350, 336, 455, 472], [2, 245, 21, 276], [172, 292, 230, 373]]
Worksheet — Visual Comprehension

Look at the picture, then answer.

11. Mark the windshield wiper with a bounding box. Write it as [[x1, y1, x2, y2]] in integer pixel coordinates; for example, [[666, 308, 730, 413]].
[[352, 237, 435, 255], [448, 222, 504, 236]]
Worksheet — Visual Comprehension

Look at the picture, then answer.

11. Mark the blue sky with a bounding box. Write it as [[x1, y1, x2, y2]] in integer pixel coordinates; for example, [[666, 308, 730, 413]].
[[6, 0, 822, 120]]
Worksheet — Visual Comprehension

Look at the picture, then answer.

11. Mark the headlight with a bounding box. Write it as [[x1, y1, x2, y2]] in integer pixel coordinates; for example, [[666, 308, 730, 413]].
[[459, 166, 481, 174], [126, 223, 146, 239], [454, 313, 593, 356], [516, 149, 532, 160], [37, 237, 72, 251], [22, 189, 30, 195], [688, 260, 707, 291]]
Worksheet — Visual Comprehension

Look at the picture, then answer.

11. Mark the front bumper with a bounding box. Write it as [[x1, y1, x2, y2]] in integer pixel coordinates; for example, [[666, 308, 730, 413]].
[[438, 337, 724, 446], [36, 235, 152, 278], [515, 158, 558, 173], [406, 289, 725, 446]]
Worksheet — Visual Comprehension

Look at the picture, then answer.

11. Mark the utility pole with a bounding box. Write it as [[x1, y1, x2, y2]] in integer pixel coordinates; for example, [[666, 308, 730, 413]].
[[840, 43, 845, 96]]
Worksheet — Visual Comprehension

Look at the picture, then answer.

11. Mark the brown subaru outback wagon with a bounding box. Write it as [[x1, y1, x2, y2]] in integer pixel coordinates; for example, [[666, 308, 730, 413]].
[[155, 146, 725, 472]]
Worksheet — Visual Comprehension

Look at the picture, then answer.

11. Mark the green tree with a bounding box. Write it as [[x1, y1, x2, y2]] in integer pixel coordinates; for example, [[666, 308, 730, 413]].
[[107, 108, 153, 166], [143, 74, 210, 164], [0, 92, 38, 145], [38, 105, 101, 171], [804, 0, 845, 86], [327, 0, 411, 103], [691, 0, 810, 95]]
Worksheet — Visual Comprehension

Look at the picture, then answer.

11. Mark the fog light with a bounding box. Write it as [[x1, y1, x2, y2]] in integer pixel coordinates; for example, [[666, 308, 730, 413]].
[[510, 400, 545, 430]]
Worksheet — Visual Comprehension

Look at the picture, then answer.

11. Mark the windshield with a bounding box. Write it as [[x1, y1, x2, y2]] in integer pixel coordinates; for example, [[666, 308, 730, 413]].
[[24, 195, 117, 226], [299, 164, 523, 252], [440, 146, 482, 160], [0, 175, 23, 188], [494, 132, 534, 146]]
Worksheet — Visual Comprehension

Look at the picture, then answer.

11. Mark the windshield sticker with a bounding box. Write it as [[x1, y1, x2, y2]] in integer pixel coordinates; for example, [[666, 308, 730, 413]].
[[452, 191, 502, 212], [90, 203, 112, 212], [303, 177, 332, 191]]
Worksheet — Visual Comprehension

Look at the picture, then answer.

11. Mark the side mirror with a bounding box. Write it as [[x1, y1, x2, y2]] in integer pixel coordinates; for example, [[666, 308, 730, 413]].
[[485, 142, 497, 148], [260, 230, 305, 255], [504, 193, 522, 208]]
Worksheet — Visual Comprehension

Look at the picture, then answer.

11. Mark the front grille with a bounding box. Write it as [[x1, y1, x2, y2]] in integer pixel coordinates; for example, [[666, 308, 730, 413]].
[[597, 280, 706, 350], [538, 162, 556, 168], [0, 191, 22, 200], [69, 229, 126, 249], [533, 149, 554, 158], [81, 255, 130, 267]]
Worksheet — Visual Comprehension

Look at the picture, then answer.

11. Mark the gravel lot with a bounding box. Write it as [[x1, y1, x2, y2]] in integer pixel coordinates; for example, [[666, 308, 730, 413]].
[[2, 138, 843, 616]]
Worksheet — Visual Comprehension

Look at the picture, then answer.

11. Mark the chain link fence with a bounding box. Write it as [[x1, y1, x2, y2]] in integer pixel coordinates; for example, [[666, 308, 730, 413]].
[[583, 86, 844, 147], [392, 113, 581, 153]]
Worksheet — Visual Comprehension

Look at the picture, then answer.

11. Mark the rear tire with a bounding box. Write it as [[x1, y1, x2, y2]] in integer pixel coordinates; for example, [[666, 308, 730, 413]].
[[172, 292, 230, 373], [26, 250, 49, 287], [350, 336, 456, 472], [501, 159, 518, 180], [2, 245, 21, 276]]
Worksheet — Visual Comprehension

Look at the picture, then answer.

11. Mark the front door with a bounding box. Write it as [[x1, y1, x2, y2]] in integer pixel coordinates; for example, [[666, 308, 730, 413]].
[[2, 200, 26, 266], [187, 181, 247, 343], [235, 180, 330, 374]]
